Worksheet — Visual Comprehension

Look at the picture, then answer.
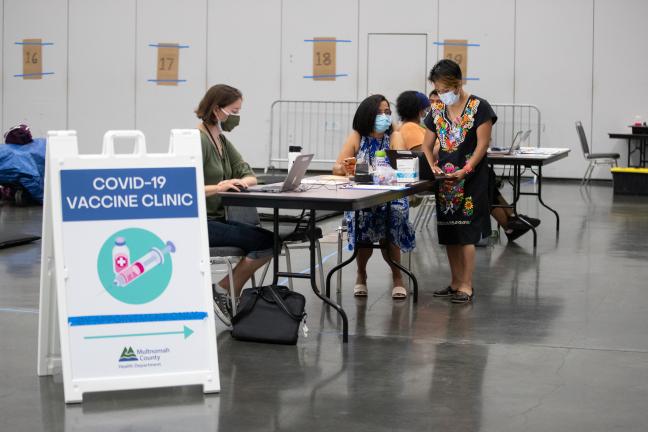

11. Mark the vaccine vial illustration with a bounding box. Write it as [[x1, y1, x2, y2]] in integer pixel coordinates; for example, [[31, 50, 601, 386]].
[[113, 241, 176, 287], [112, 237, 130, 274]]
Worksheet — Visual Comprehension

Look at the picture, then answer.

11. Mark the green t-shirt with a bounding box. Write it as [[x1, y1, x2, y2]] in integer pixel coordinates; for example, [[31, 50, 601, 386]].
[[201, 130, 255, 219]]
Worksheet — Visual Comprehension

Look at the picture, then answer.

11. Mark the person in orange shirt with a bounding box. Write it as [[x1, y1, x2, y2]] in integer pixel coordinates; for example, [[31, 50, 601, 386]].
[[396, 91, 430, 151]]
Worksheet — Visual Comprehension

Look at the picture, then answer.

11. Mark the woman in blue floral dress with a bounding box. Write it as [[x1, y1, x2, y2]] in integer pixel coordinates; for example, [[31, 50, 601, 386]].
[[333, 95, 415, 299], [422, 60, 497, 304]]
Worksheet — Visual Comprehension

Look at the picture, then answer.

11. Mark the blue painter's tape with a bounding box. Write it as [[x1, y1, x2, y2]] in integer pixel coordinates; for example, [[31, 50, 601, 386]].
[[433, 41, 480, 47], [303, 39, 352, 43], [15, 41, 54, 46], [147, 79, 187, 83], [303, 74, 349, 79], [68, 312, 208, 326], [14, 72, 55, 77], [148, 44, 190, 48], [464, 77, 480, 81]]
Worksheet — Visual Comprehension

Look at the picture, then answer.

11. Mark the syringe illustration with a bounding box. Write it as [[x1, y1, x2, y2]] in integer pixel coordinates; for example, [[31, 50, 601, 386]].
[[113, 241, 176, 287]]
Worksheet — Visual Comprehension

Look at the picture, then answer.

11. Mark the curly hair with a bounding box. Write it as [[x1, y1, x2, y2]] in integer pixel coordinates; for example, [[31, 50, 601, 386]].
[[396, 91, 424, 122]]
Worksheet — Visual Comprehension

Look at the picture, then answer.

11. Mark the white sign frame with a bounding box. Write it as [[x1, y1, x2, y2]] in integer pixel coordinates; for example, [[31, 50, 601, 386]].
[[37, 130, 219, 403]]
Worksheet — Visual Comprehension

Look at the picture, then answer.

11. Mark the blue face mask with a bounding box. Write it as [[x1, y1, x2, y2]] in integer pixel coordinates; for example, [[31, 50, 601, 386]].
[[374, 114, 392, 133]]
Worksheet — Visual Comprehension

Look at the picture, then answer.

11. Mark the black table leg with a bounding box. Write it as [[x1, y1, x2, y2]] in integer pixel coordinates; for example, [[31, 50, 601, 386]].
[[326, 211, 359, 299], [535, 165, 560, 233], [306, 210, 349, 343], [628, 138, 632, 167], [272, 207, 280, 285], [506, 164, 538, 249], [512, 165, 537, 248]]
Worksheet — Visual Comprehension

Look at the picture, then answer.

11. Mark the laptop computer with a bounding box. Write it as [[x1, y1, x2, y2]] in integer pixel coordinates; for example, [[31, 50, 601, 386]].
[[248, 153, 314, 193], [489, 130, 523, 155], [520, 129, 532, 145], [386, 149, 448, 180]]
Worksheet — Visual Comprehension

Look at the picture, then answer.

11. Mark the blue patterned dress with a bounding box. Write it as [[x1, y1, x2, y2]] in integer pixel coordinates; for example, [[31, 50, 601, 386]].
[[345, 135, 416, 252]]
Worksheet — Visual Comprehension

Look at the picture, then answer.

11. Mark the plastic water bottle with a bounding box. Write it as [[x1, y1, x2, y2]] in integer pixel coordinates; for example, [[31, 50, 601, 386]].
[[112, 237, 130, 274], [373, 150, 394, 184], [374, 149, 388, 170]]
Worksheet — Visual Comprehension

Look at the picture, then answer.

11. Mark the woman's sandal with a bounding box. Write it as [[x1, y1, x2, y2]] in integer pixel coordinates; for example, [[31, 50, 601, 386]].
[[353, 284, 368, 297], [391, 286, 408, 299], [433, 286, 457, 297], [451, 291, 474, 304]]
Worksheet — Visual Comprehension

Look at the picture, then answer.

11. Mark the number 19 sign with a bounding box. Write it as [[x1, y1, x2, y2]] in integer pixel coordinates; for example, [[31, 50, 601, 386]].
[[37, 130, 220, 403]]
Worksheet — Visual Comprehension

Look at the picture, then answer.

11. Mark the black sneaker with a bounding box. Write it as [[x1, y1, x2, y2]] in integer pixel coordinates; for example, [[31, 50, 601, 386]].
[[451, 291, 474, 304], [514, 214, 541, 228], [213, 291, 233, 328], [505, 225, 531, 242]]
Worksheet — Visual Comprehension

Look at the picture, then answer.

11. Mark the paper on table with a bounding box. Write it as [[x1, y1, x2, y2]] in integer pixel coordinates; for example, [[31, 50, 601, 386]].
[[301, 175, 349, 185], [346, 184, 406, 190], [518, 147, 565, 155]]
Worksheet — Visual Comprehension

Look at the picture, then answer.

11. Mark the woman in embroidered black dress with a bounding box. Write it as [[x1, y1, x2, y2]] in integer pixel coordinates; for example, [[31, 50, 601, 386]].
[[421, 60, 497, 303]]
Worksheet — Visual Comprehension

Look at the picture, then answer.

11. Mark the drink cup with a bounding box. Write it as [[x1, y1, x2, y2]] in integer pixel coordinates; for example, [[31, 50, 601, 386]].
[[343, 157, 357, 176]]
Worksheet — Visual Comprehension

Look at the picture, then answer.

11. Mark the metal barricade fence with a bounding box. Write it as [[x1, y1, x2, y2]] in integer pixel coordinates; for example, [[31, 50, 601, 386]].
[[266, 100, 361, 172], [490, 104, 541, 149], [265, 100, 541, 171]]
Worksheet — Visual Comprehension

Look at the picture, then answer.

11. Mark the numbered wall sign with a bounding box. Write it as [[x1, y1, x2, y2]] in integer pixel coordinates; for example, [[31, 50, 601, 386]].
[[156, 43, 180, 86], [443, 39, 468, 81], [22, 38, 43, 80], [312, 37, 336, 81], [37, 130, 220, 403]]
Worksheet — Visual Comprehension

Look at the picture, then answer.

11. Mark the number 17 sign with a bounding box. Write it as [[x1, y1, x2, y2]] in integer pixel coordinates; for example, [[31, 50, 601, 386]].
[[156, 43, 180, 86]]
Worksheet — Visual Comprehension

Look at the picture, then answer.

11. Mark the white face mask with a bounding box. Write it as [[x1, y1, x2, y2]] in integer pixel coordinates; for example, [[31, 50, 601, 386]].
[[439, 90, 460, 106]]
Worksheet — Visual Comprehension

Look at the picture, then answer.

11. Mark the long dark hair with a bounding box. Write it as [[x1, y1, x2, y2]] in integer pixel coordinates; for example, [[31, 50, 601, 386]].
[[352, 94, 392, 137]]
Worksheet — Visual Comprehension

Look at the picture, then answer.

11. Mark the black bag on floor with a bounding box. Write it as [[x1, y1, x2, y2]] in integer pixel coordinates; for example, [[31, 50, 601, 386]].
[[231, 285, 306, 345]]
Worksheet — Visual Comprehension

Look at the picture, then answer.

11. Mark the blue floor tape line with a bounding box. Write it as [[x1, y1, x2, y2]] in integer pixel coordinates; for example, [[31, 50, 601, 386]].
[[68, 311, 208, 326]]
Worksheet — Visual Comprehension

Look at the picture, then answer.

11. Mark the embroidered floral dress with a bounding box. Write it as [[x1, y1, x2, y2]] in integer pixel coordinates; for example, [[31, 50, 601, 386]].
[[345, 135, 416, 252], [423, 95, 497, 245]]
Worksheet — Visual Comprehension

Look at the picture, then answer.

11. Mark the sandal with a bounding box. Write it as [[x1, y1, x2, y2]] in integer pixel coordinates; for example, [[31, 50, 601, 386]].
[[353, 283, 368, 297], [391, 286, 407, 299], [451, 291, 474, 304], [433, 286, 457, 297]]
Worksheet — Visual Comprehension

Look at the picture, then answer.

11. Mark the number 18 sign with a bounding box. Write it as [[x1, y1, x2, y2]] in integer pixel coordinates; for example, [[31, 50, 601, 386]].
[[312, 37, 337, 81]]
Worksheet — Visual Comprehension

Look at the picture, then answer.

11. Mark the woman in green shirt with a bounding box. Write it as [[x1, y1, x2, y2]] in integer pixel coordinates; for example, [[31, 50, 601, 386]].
[[195, 84, 273, 326]]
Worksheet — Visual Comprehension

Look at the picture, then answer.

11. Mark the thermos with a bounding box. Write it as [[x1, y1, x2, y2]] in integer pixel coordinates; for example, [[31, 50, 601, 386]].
[[288, 146, 302, 171]]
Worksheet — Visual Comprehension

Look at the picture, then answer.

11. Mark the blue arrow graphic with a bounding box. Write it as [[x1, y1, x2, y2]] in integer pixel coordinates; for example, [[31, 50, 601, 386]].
[[85, 325, 194, 340]]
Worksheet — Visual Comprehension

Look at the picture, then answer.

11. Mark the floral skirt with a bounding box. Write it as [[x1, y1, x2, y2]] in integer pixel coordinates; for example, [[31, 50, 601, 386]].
[[344, 198, 415, 252]]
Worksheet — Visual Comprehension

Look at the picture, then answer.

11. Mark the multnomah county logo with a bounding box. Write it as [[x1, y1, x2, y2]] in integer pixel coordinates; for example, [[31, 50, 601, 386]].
[[119, 346, 138, 362]]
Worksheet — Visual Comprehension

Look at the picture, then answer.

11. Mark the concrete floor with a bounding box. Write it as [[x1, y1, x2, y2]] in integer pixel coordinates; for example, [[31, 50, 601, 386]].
[[1, 181, 648, 432]]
